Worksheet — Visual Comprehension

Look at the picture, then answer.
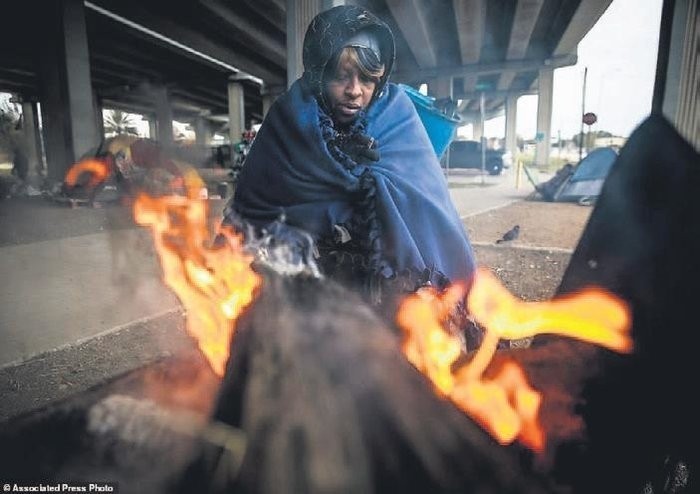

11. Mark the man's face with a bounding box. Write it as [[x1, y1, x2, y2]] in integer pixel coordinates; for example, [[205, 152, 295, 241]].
[[325, 57, 377, 126]]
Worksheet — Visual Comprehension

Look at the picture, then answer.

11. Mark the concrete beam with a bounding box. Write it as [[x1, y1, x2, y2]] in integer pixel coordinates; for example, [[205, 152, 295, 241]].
[[199, 0, 286, 67], [554, 0, 613, 56], [453, 0, 485, 97], [454, 0, 484, 64], [485, 96, 506, 112], [86, 1, 281, 85], [386, 0, 437, 67], [498, 0, 545, 90], [457, 107, 504, 123], [393, 53, 577, 81], [241, 0, 286, 32]]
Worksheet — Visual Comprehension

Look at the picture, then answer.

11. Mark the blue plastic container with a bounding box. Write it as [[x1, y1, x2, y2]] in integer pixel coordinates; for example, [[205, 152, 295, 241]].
[[399, 84, 461, 158]]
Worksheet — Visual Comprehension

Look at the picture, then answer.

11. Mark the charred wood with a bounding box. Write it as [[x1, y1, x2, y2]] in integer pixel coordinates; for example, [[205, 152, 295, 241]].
[[177, 269, 550, 494]]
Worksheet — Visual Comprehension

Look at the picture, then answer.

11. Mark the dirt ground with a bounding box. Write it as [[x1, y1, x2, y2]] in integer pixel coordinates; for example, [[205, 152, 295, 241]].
[[463, 199, 594, 300]]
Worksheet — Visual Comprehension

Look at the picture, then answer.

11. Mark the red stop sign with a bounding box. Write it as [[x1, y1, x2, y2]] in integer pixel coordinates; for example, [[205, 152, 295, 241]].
[[583, 112, 597, 125]]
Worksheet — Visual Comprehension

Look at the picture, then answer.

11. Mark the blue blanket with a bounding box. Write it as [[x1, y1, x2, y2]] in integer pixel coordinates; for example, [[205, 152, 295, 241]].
[[230, 80, 475, 284]]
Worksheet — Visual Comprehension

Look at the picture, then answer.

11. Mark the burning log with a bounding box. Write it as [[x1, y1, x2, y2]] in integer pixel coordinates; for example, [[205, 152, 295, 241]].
[[177, 269, 552, 494]]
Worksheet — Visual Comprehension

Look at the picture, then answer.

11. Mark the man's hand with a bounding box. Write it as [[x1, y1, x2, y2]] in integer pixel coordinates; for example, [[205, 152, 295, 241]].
[[339, 133, 380, 164]]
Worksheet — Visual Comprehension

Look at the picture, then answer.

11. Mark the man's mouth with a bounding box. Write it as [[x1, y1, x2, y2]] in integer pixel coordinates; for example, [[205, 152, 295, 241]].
[[338, 104, 361, 116]]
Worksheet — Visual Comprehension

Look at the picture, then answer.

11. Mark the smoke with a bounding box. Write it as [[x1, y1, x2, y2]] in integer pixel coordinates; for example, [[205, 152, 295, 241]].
[[224, 210, 323, 279]]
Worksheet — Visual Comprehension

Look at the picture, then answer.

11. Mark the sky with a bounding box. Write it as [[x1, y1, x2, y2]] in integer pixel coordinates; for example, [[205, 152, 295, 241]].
[[484, 0, 663, 140]]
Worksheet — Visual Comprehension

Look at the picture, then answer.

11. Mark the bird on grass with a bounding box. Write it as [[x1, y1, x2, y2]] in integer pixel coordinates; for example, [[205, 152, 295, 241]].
[[496, 225, 520, 244]]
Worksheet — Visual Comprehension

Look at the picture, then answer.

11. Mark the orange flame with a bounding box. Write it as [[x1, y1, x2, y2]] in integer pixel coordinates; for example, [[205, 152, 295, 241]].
[[65, 158, 112, 189], [133, 170, 261, 376], [398, 267, 632, 452]]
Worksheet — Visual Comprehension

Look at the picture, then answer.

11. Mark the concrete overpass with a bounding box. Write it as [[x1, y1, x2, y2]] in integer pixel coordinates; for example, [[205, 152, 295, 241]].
[[0, 0, 696, 184]]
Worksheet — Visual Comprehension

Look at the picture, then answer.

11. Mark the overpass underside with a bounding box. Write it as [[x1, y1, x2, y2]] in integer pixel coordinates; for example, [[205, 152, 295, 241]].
[[3, 0, 693, 184]]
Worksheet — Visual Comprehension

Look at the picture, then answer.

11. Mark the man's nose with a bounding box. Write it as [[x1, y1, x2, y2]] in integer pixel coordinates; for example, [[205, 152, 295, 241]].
[[345, 76, 362, 97]]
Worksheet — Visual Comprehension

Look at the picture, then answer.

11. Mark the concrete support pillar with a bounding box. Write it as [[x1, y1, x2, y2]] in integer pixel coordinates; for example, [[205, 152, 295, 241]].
[[535, 68, 554, 168], [194, 117, 212, 147], [21, 100, 44, 180], [287, 0, 323, 88], [228, 81, 245, 145], [505, 93, 518, 158], [153, 86, 174, 147], [660, 0, 699, 150], [428, 77, 453, 99], [38, 0, 99, 183]]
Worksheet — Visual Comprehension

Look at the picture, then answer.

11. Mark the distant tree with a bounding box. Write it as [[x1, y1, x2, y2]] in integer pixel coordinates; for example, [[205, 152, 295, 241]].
[[103, 109, 139, 137], [0, 94, 21, 152], [572, 130, 617, 145], [572, 131, 600, 150]]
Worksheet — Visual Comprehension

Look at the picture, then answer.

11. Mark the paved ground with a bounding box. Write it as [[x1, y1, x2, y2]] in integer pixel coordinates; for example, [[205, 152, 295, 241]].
[[0, 166, 596, 420]]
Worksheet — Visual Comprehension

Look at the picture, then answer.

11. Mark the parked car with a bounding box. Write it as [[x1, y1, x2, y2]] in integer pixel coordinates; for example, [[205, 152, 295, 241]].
[[447, 140, 505, 175]]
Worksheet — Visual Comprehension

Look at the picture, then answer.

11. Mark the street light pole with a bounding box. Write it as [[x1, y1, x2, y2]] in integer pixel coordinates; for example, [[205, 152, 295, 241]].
[[578, 67, 588, 163], [480, 92, 485, 185]]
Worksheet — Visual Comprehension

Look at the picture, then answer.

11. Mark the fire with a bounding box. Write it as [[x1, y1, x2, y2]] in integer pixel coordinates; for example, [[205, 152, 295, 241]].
[[133, 170, 261, 376], [65, 158, 112, 189], [398, 267, 632, 452]]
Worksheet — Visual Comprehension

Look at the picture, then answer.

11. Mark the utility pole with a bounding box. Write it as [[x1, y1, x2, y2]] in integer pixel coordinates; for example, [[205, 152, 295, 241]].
[[480, 92, 485, 185], [578, 67, 588, 163]]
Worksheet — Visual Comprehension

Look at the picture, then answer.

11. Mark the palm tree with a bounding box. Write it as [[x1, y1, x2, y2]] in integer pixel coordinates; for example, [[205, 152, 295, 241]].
[[103, 109, 139, 137]]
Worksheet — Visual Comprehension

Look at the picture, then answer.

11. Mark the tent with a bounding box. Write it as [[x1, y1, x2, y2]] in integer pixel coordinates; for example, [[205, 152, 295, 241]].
[[534, 147, 618, 203], [557, 147, 618, 202]]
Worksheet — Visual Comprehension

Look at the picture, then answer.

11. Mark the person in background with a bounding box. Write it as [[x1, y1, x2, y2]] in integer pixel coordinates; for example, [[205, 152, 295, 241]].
[[226, 5, 475, 307], [11, 142, 28, 184]]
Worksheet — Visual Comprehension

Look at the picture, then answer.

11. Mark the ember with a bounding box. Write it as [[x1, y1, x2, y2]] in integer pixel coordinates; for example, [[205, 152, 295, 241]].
[[64, 158, 112, 189], [133, 170, 261, 376], [397, 267, 632, 452]]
